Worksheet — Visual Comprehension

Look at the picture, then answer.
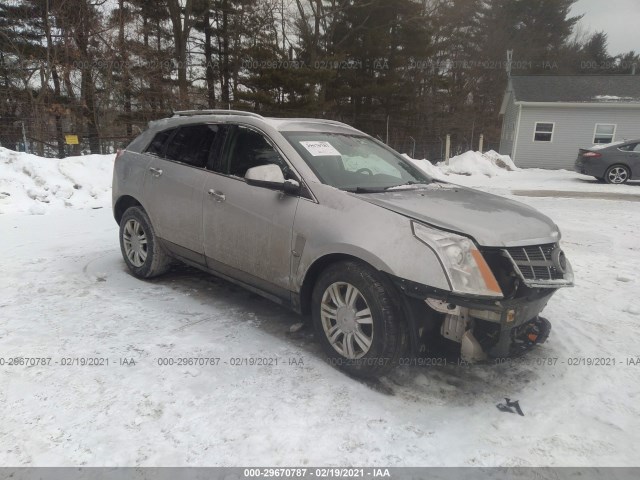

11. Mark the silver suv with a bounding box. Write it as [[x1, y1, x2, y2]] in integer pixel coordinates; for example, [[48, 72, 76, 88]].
[[112, 110, 573, 377]]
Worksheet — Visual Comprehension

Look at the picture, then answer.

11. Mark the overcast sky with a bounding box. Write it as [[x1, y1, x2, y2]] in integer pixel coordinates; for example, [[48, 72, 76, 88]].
[[571, 0, 640, 55]]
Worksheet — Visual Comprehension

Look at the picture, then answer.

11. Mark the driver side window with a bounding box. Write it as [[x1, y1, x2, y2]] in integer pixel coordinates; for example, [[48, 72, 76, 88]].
[[224, 126, 289, 178]]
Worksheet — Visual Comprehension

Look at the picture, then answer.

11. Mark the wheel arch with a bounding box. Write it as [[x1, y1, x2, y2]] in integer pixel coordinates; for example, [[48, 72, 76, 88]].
[[299, 253, 377, 317], [298, 250, 429, 356], [113, 195, 145, 224]]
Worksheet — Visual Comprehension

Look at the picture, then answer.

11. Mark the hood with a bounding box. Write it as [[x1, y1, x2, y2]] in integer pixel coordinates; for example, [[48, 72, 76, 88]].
[[356, 183, 560, 247]]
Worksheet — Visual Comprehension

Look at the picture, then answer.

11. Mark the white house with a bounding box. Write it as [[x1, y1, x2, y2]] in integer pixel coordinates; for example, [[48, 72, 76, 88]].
[[499, 75, 640, 169]]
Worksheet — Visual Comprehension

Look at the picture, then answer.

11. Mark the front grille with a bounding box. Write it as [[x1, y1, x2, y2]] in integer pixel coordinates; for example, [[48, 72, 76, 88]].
[[504, 244, 565, 281]]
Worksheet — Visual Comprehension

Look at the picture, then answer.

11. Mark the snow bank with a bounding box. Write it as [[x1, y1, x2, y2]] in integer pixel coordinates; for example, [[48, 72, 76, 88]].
[[0, 147, 115, 215], [402, 150, 518, 179], [401, 154, 447, 180], [439, 150, 518, 177]]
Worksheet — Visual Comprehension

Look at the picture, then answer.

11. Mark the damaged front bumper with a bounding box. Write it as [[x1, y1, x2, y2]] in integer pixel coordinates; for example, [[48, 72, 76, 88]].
[[426, 293, 554, 361], [390, 276, 560, 362]]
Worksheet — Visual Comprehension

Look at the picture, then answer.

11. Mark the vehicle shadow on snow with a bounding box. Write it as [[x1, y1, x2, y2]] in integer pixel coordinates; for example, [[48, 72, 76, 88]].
[[121, 260, 545, 405]]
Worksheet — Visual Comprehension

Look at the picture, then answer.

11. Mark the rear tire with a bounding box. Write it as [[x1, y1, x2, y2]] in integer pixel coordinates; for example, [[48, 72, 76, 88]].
[[604, 165, 630, 184], [119, 206, 172, 279], [311, 261, 408, 378]]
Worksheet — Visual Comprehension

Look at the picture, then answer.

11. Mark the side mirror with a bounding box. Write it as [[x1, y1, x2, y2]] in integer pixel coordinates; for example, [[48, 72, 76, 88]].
[[245, 164, 300, 194]]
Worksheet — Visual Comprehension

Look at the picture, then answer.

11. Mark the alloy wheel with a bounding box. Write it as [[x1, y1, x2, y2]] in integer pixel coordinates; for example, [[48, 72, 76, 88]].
[[608, 166, 629, 184], [320, 282, 374, 359], [122, 219, 148, 267]]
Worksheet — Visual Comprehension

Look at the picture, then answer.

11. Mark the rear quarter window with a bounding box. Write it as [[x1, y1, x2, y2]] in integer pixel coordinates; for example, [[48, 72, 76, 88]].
[[619, 143, 639, 152], [146, 129, 176, 157]]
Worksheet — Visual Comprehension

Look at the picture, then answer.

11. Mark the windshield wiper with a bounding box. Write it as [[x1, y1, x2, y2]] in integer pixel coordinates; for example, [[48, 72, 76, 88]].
[[344, 181, 432, 194], [385, 181, 432, 190], [344, 186, 388, 194]]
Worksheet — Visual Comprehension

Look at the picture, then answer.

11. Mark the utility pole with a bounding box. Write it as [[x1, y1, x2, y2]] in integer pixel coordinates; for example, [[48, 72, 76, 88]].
[[479, 134, 484, 153], [409, 136, 416, 158]]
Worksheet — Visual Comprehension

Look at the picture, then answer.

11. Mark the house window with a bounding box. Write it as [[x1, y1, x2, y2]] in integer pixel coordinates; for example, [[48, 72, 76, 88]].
[[534, 122, 554, 142], [593, 124, 616, 144]]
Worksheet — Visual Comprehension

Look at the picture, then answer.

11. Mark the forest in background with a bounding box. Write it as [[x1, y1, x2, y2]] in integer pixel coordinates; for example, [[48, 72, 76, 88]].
[[1, 0, 638, 159]]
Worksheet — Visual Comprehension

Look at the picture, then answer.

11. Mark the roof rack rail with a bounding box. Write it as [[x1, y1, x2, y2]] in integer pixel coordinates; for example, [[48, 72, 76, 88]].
[[172, 109, 263, 118], [309, 119, 352, 128], [272, 117, 353, 128]]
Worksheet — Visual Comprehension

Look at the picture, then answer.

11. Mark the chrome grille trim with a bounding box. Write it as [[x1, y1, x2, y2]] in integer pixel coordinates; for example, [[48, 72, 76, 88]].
[[502, 243, 573, 288]]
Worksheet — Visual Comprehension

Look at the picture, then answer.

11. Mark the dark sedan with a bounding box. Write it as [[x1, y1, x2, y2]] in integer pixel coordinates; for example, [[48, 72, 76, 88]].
[[575, 140, 640, 184]]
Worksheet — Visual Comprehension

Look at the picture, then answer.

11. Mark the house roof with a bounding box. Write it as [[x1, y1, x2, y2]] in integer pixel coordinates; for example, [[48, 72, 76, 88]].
[[509, 75, 640, 104]]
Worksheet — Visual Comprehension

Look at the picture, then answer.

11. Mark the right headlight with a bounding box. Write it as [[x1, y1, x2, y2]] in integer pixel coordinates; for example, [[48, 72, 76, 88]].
[[412, 222, 503, 298]]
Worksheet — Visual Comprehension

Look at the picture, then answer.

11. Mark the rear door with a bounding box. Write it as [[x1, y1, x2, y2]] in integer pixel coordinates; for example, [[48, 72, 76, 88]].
[[202, 125, 300, 299], [143, 124, 219, 263]]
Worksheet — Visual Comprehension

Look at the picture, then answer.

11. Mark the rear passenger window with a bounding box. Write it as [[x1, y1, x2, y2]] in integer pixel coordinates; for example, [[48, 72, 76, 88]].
[[146, 128, 175, 157], [165, 124, 218, 168]]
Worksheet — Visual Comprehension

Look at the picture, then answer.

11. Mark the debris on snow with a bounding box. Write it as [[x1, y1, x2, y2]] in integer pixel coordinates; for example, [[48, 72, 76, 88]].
[[289, 322, 306, 333], [496, 398, 525, 416]]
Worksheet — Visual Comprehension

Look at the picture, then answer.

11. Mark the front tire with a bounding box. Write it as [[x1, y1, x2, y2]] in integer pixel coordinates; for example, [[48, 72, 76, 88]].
[[604, 165, 630, 184], [119, 206, 171, 278], [311, 261, 408, 378]]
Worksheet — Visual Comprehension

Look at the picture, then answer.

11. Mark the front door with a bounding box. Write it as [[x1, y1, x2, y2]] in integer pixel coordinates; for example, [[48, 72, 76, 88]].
[[202, 125, 300, 298]]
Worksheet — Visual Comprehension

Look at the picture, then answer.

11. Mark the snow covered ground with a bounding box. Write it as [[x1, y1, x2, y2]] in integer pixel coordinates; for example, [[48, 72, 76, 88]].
[[1, 148, 640, 466]]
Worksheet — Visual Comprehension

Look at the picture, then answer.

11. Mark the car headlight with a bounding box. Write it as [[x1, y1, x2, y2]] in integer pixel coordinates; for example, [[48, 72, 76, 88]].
[[412, 222, 503, 298]]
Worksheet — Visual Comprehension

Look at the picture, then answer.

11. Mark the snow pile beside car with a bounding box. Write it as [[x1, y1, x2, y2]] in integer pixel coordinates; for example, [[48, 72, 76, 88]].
[[404, 150, 518, 179], [440, 150, 518, 177], [401, 154, 447, 180], [0, 147, 115, 215]]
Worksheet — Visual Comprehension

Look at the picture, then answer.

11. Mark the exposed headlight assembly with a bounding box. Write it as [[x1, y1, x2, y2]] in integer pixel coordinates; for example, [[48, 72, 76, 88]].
[[412, 222, 503, 298]]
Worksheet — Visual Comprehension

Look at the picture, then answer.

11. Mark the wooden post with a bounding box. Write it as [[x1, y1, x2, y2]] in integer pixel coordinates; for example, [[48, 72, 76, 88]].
[[21, 122, 28, 154], [479, 134, 484, 153], [445, 134, 451, 164]]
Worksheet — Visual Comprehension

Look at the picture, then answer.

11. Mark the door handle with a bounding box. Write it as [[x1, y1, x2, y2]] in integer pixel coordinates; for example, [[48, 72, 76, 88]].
[[208, 189, 226, 202], [149, 167, 163, 177]]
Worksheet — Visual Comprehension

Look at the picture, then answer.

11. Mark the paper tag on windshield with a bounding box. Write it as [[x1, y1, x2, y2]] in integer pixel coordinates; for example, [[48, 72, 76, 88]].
[[299, 141, 341, 156]]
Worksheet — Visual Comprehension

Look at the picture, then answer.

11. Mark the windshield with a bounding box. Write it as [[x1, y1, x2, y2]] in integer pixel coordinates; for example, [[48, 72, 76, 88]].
[[283, 132, 432, 192]]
